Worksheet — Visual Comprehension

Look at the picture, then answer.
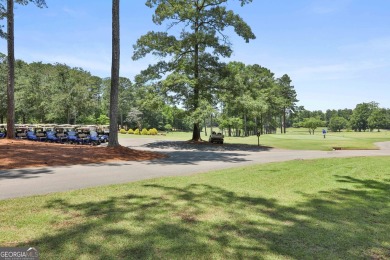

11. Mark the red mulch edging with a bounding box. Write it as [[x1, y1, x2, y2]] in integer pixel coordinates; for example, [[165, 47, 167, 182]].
[[0, 139, 166, 170]]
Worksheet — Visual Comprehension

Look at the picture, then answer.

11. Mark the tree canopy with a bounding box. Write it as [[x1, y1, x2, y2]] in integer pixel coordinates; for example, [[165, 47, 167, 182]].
[[1, 0, 47, 138], [133, 0, 255, 140], [2, 2, 390, 138]]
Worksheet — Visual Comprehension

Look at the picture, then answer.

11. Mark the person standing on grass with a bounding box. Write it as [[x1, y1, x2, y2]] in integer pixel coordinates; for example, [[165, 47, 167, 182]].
[[322, 129, 327, 138]]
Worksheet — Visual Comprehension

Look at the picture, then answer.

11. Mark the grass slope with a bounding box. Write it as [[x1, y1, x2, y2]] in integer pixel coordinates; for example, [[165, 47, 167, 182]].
[[1, 157, 389, 259]]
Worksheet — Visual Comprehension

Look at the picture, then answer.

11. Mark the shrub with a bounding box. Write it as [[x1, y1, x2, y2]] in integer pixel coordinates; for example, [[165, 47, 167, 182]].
[[292, 122, 302, 128], [149, 128, 158, 135], [164, 124, 173, 132], [96, 114, 110, 125], [134, 129, 140, 135], [141, 128, 149, 135], [119, 129, 127, 134], [127, 129, 134, 134]]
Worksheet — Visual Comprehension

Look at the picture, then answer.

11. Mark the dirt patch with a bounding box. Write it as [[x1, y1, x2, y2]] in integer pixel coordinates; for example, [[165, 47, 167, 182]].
[[0, 139, 166, 170]]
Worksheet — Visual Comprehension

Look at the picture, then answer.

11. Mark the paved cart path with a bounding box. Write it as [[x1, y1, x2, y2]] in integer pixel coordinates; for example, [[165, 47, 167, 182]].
[[1, 138, 390, 200]]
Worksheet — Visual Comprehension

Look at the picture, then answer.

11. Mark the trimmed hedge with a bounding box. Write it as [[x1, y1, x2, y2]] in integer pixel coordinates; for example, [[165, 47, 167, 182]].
[[119, 128, 158, 135], [149, 128, 158, 135]]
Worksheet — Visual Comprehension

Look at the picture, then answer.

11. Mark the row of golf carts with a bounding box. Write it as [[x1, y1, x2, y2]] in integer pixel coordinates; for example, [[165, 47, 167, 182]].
[[0, 124, 109, 145]]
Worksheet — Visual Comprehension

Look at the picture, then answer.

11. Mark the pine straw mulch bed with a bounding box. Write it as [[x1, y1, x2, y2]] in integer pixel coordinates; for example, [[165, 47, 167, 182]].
[[0, 139, 166, 170]]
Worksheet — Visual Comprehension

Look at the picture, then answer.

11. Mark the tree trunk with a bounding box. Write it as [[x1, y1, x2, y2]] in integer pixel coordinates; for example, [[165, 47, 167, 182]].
[[283, 106, 287, 134], [192, 123, 201, 141], [260, 114, 263, 135], [280, 115, 283, 134], [191, 83, 201, 141], [191, 12, 201, 141], [204, 118, 207, 136], [108, 0, 120, 147], [210, 114, 213, 134], [6, 0, 15, 139]]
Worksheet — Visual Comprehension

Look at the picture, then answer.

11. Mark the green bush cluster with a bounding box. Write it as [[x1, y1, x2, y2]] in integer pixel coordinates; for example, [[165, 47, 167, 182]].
[[119, 128, 158, 135], [149, 128, 158, 135], [140, 128, 148, 135]]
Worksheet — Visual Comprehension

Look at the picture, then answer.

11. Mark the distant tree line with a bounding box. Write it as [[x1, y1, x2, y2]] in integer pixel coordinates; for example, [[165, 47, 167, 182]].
[[2, 56, 388, 135], [0, 55, 299, 135], [290, 101, 390, 133], [0, 57, 182, 130]]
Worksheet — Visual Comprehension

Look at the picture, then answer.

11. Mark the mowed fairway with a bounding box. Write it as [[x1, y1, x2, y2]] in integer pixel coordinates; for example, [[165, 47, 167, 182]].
[[1, 157, 389, 259], [223, 129, 390, 150], [119, 128, 390, 151]]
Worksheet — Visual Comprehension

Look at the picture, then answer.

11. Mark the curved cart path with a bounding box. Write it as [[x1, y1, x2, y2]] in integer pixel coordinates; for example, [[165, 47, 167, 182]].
[[1, 138, 390, 200]]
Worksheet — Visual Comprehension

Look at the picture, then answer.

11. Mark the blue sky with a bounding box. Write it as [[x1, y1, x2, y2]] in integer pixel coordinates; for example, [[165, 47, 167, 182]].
[[1, 0, 389, 111]]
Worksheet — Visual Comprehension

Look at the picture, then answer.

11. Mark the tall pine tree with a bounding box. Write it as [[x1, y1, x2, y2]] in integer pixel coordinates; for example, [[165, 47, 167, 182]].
[[133, 0, 255, 141]]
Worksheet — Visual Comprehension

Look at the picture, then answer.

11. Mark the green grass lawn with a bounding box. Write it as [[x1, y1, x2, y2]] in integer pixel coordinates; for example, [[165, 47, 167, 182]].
[[120, 128, 390, 151], [1, 157, 389, 259], [119, 131, 195, 141], [227, 129, 390, 150]]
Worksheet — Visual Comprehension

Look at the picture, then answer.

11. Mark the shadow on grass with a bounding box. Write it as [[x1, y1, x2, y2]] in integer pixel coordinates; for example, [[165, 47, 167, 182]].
[[145, 150, 251, 165], [21, 176, 390, 259], [142, 140, 273, 152]]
